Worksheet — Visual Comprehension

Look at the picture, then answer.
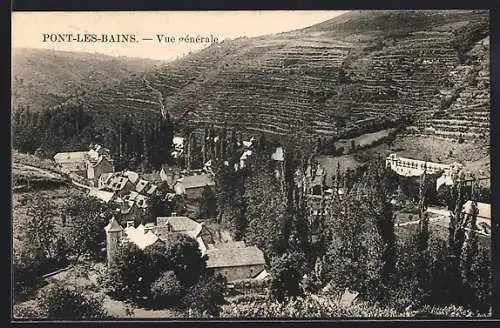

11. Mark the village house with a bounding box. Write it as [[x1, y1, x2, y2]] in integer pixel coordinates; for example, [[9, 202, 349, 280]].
[[53, 144, 114, 185], [172, 174, 215, 199], [123, 170, 140, 184], [148, 185, 158, 196], [159, 166, 183, 186], [104, 215, 268, 281], [53, 151, 88, 176], [97, 173, 110, 189], [239, 150, 253, 169], [135, 179, 150, 194], [156, 216, 208, 254], [106, 174, 135, 195], [171, 136, 185, 159], [271, 146, 285, 179], [205, 245, 267, 281], [271, 146, 284, 161], [104, 215, 209, 266], [88, 188, 115, 203], [86, 145, 114, 184]]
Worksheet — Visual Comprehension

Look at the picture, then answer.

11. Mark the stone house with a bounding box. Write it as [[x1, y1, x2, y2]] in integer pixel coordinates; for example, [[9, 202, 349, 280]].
[[53, 144, 114, 183], [53, 151, 88, 175], [172, 174, 215, 199], [205, 245, 266, 281]]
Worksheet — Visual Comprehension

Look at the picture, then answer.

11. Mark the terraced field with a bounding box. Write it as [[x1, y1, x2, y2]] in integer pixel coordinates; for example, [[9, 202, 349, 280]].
[[410, 36, 490, 141], [13, 10, 490, 143], [151, 10, 489, 138]]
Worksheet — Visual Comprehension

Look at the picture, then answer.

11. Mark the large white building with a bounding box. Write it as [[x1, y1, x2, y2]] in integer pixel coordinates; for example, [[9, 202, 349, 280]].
[[385, 153, 465, 190]]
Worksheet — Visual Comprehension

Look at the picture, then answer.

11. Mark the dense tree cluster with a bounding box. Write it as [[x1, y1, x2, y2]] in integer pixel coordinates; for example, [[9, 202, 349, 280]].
[[14, 194, 115, 298], [98, 233, 226, 314], [14, 281, 107, 320], [312, 161, 491, 313], [12, 106, 174, 172]]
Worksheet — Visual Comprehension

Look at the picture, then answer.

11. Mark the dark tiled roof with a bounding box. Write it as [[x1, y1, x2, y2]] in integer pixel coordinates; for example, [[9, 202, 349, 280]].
[[157, 216, 202, 235], [178, 174, 215, 189], [206, 246, 266, 268]]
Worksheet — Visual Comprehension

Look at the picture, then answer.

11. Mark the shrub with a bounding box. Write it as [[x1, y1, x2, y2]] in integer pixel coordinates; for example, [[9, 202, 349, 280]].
[[219, 294, 485, 318], [146, 233, 207, 289], [13, 301, 45, 320], [98, 242, 149, 300], [150, 271, 184, 307], [270, 251, 307, 301], [182, 273, 227, 317], [99, 234, 207, 305], [35, 282, 107, 320]]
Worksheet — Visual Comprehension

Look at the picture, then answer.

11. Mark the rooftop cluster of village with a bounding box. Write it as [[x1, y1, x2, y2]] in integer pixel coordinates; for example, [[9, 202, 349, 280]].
[[52, 139, 279, 282]]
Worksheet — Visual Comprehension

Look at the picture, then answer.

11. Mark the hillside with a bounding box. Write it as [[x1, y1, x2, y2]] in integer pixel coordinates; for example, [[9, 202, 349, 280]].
[[149, 10, 488, 138], [11, 48, 165, 112], [12, 10, 490, 154], [12, 151, 71, 190]]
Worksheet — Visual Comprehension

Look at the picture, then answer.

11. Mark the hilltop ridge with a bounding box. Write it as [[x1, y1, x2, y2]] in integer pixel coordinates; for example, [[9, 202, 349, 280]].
[[12, 10, 490, 151]]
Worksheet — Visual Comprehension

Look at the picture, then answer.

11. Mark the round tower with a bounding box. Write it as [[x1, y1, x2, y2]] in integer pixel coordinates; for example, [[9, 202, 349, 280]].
[[104, 216, 123, 267]]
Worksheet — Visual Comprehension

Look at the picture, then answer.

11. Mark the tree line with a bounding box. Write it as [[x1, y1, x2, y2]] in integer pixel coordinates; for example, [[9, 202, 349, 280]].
[[12, 106, 174, 172], [200, 132, 491, 314]]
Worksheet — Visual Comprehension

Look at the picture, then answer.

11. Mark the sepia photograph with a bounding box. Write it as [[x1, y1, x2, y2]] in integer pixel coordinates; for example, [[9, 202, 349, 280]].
[[11, 10, 491, 320]]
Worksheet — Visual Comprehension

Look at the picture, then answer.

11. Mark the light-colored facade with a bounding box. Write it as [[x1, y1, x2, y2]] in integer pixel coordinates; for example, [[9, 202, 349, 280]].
[[54, 144, 114, 183], [462, 200, 491, 230], [385, 153, 464, 190]]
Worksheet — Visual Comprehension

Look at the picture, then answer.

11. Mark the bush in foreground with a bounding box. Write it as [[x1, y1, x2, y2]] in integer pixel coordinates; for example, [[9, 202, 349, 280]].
[[220, 294, 485, 318], [150, 270, 184, 307], [13, 282, 107, 320], [182, 273, 227, 317]]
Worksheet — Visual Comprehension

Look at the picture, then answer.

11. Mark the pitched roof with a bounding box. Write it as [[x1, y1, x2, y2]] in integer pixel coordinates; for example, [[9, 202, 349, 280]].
[[254, 269, 270, 280], [135, 179, 150, 193], [205, 246, 266, 268], [124, 191, 139, 201], [135, 194, 149, 208], [176, 174, 215, 189], [124, 224, 159, 250], [124, 170, 140, 184], [53, 151, 88, 164], [173, 136, 185, 146], [118, 200, 135, 214], [157, 216, 203, 236], [109, 175, 130, 191], [104, 217, 123, 233], [88, 189, 115, 203], [99, 173, 114, 185]]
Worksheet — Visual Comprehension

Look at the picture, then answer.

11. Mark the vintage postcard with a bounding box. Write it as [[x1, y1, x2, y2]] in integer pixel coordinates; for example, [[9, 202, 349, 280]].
[[11, 10, 491, 320]]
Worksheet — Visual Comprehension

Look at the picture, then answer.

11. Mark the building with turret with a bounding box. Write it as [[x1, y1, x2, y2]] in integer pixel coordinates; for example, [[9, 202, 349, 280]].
[[103, 215, 267, 281], [104, 216, 123, 267]]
